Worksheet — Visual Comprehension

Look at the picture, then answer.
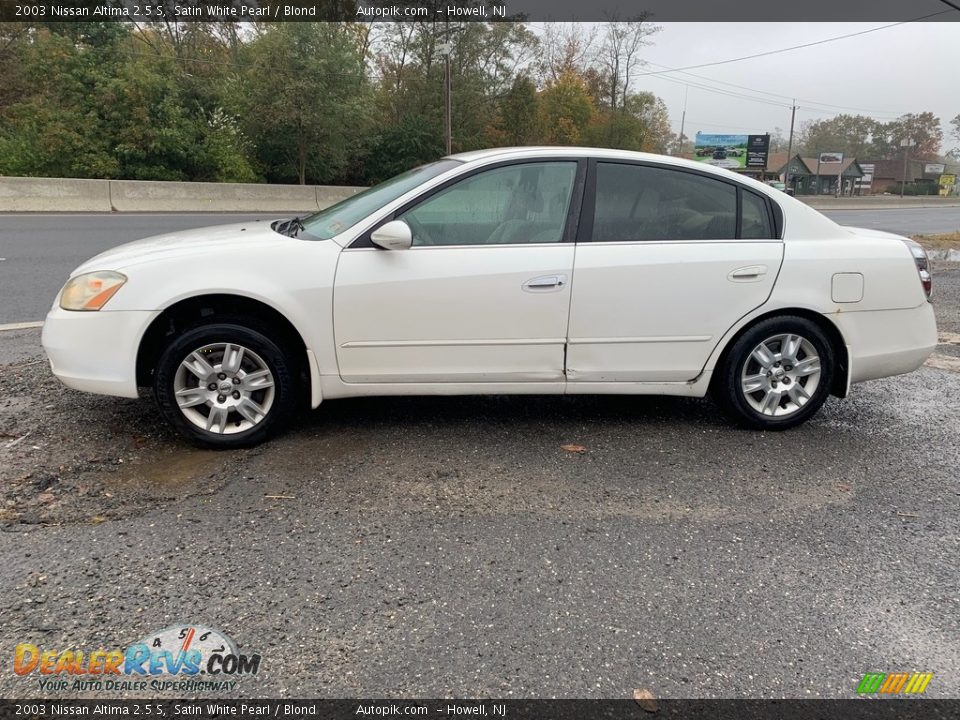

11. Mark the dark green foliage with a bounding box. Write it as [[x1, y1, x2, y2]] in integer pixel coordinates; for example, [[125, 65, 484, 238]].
[[0, 21, 679, 185]]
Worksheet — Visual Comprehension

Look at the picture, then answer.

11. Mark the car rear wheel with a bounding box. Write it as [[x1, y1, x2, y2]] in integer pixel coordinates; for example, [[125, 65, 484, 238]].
[[154, 322, 298, 448], [714, 316, 835, 430]]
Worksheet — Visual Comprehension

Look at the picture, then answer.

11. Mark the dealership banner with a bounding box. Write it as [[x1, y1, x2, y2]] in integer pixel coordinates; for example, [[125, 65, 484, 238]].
[[693, 133, 769, 171], [2, 699, 959, 719]]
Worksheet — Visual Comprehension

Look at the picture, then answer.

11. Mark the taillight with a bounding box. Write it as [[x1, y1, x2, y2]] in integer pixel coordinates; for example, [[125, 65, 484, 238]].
[[903, 239, 932, 300]]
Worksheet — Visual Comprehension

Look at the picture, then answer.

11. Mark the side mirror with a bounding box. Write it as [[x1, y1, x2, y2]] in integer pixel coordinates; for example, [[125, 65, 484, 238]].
[[370, 220, 412, 251]]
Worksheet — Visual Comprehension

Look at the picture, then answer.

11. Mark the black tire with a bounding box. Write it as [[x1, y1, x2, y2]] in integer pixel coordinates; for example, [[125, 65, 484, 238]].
[[154, 321, 299, 448], [713, 315, 835, 431]]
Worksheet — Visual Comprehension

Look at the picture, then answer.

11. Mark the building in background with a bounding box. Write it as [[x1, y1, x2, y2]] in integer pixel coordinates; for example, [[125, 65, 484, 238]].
[[762, 154, 865, 196], [858, 159, 958, 195]]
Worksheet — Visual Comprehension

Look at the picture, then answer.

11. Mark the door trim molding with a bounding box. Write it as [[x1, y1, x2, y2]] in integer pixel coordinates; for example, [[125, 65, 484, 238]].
[[340, 338, 566, 348]]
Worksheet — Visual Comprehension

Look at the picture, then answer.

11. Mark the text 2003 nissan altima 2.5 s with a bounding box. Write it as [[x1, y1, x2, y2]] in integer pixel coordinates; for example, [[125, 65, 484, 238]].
[[42, 147, 936, 448]]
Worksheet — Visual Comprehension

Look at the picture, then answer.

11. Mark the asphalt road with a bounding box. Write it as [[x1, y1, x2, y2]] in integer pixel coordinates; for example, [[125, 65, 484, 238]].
[[1, 328, 958, 699], [0, 213, 276, 325], [824, 207, 960, 236], [2, 206, 960, 324]]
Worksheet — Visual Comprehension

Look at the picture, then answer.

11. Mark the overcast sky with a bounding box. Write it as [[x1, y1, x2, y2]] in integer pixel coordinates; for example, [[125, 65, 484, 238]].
[[624, 22, 959, 153]]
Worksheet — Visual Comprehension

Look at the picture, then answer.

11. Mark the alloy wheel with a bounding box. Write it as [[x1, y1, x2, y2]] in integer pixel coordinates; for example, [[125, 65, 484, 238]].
[[740, 333, 822, 418], [172, 342, 276, 435]]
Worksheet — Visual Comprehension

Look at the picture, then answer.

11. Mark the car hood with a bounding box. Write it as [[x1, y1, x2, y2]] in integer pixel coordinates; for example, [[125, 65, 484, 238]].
[[72, 221, 297, 275]]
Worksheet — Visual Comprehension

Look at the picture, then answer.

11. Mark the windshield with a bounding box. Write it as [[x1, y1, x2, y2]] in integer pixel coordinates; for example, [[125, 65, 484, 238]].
[[299, 159, 462, 240]]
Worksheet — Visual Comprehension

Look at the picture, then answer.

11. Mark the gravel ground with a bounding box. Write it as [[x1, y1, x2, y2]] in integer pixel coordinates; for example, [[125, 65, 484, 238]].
[[931, 260, 959, 336], [0, 262, 958, 700]]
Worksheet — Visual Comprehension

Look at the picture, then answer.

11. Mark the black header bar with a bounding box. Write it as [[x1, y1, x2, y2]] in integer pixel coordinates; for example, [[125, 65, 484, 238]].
[[1, 0, 958, 22]]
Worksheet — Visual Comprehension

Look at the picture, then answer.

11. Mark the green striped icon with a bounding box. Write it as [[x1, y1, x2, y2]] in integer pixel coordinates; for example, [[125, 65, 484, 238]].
[[857, 672, 933, 695]]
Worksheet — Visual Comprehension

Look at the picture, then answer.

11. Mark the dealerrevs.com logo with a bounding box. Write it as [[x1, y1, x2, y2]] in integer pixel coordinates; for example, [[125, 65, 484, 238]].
[[14, 625, 260, 693]]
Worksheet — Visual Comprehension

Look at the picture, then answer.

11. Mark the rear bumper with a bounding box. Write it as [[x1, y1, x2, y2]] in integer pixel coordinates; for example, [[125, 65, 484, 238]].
[[834, 303, 937, 385], [41, 307, 159, 398]]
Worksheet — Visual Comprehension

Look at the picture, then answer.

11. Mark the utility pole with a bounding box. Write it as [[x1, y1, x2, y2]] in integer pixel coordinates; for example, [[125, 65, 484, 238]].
[[443, 50, 453, 155], [900, 138, 915, 198], [437, 22, 460, 156], [676, 85, 688, 156], [784, 101, 796, 193]]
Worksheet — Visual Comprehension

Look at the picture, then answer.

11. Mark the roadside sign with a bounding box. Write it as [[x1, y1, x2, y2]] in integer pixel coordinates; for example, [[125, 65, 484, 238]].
[[693, 133, 769, 170], [939, 174, 957, 197], [855, 163, 875, 192]]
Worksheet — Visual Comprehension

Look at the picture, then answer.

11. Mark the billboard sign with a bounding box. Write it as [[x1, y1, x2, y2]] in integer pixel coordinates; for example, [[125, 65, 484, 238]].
[[855, 163, 875, 192], [819, 152, 844, 164], [925, 163, 946, 175], [693, 133, 769, 170]]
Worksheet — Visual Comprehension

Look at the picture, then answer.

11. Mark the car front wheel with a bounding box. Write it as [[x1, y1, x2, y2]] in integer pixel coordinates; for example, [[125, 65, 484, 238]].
[[154, 322, 298, 448], [715, 316, 835, 430]]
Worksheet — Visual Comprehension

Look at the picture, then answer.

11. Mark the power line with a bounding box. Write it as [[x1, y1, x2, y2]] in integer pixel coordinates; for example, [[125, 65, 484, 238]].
[[683, 118, 770, 132], [643, 61, 908, 119], [651, 72, 793, 109], [634, 11, 952, 78]]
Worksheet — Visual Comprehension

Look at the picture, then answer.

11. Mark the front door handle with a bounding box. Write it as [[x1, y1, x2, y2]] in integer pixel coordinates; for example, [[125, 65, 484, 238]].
[[523, 274, 568, 292]]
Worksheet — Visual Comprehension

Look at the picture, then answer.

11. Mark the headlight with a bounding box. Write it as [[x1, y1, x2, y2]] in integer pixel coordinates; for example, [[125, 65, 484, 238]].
[[59, 271, 127, 311]]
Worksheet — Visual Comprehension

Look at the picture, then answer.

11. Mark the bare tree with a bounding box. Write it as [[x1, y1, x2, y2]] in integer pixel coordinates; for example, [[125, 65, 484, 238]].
[[537, 23, 598, 85], [597, 15, 659, 112]]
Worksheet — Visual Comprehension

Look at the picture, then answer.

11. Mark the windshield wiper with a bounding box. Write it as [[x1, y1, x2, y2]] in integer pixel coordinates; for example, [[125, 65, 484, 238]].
[[289, 216, 305, 237], [274, 216, 305, 237]]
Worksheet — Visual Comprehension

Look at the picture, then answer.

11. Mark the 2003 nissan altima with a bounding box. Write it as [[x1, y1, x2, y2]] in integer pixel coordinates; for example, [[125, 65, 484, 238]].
[[41, 147, 937, 447]]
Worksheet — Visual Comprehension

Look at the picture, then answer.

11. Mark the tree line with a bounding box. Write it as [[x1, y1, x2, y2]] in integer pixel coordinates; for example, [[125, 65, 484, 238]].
[[0, 20, 671, 185], [793, 112, 957, 163], [0, 20, 955, 186]]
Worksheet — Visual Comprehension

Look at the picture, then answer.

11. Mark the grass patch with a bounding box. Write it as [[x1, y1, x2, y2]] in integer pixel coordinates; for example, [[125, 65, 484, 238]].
[[913, 232, 960, 250]]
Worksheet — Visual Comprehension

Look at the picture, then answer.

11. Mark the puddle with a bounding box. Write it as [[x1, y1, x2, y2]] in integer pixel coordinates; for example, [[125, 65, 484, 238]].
[[109, 447, 229, 490]]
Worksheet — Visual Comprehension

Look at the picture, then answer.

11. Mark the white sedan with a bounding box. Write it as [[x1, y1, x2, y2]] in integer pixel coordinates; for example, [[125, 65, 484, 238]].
[[42, 147, 937, 447]]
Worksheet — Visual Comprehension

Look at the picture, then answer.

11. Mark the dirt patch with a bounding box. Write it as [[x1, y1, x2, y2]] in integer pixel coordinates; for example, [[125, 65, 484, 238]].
[[916, 232, 960, 251], [0, 358, 244, 528]]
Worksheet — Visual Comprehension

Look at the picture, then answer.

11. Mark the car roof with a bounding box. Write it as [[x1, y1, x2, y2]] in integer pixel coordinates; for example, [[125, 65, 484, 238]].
[[447, 146, 748, 183]]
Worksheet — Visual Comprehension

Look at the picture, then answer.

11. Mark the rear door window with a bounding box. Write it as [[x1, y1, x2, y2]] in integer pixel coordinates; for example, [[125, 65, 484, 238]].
[[592, 163, 738, 241]]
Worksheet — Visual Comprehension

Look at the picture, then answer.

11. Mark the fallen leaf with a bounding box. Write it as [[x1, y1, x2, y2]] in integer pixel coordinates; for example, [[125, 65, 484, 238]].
[[5, 430, 32, 449], [632, 688, 658, 713], [561, 443, 587, 453], [37, 492, 56, 504]]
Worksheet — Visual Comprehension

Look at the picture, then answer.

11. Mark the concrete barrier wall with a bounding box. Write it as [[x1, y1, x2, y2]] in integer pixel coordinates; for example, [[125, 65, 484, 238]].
[[3, 175, 956, 213], [0, 176, 364, 213], [0, 176, 112, 212], [801, 196, 960, 210]]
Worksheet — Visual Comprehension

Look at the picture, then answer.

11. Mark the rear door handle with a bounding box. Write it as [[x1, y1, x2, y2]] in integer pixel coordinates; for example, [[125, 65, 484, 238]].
[[523, 274, 568, 292], [729, 265, 767, 282]]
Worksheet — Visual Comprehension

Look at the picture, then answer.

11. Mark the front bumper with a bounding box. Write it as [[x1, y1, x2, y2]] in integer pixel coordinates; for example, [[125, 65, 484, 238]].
[[41, 307, 159, 398]]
